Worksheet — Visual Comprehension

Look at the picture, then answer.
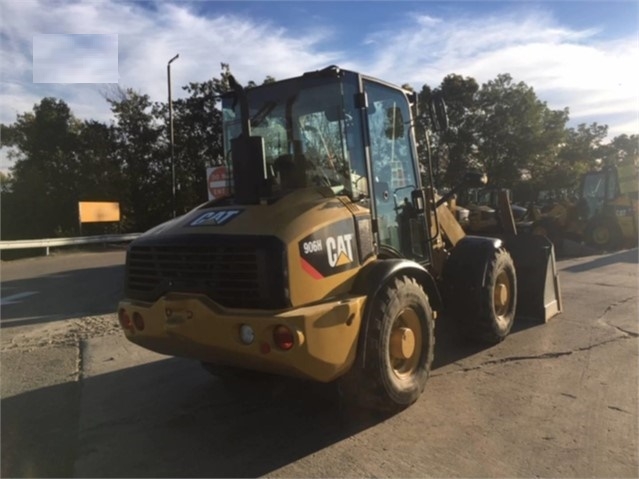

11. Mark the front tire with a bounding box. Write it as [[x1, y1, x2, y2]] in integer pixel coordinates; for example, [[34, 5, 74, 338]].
[[339, 276, 435, 412], [585, 216, 622, 251], [447, 247, 517, 344]]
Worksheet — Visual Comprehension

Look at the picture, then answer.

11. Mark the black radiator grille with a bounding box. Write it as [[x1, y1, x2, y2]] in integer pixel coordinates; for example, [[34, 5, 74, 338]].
[[125, 235, 287, 309]]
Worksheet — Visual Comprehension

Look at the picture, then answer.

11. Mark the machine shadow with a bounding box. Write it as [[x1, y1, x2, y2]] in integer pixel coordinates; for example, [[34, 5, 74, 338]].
[[2, 314, 544, 478], [1, 357, 387, 479], [562, 247, 638, 273], [432, 312, 544, 370]]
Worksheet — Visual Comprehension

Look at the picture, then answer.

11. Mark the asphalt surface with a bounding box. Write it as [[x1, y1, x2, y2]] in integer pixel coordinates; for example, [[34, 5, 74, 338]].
[[1, 245, 637, 478]]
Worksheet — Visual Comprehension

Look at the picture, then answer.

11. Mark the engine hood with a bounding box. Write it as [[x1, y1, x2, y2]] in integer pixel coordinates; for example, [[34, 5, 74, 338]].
[[135, 187, 359, 246]]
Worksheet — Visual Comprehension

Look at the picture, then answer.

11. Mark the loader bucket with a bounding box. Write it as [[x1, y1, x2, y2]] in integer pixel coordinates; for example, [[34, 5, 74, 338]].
[[505, 234, 563, 323]]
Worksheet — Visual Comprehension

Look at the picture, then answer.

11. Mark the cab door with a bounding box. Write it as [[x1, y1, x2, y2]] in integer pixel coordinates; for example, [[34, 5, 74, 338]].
[[363, 80, 426, 260]]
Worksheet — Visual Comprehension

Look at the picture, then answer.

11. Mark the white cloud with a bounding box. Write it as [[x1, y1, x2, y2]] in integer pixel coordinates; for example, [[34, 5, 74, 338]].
[[1, 0, 637, 173], [0, 0, 344, 170], [33, 34, 119, 83], [0, 0, 342, 119], [356, 9, 638, 137]]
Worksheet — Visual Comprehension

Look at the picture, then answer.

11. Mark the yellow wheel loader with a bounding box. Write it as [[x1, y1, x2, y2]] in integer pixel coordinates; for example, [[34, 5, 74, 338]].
[[117, 66, 562, 412], [529, 165, 638, 252], [454, 187, 528, 235]]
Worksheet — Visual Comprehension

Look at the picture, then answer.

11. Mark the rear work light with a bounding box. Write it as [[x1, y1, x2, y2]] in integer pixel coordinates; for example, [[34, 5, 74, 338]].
[[273, 325, 294, 351]]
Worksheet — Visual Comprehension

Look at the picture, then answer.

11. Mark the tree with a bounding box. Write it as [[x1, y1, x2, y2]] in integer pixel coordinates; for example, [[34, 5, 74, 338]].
[[437, 74, 480, 186], [549, 122, 609, 191], [472, 74, 569, 188], [418, 73, 569, 191], [107, 89, 164, 231], [165, 77, 226, 213], [600, 133, 639, 166], [1, 98, 82, 238], [74, 120, 124, 202], [165, 64, 276, 214]]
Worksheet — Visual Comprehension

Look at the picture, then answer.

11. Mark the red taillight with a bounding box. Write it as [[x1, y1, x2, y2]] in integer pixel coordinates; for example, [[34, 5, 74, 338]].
[[118, 308, 134, 331], [132, 312, 145, 331], [273, 325, 294, 351]]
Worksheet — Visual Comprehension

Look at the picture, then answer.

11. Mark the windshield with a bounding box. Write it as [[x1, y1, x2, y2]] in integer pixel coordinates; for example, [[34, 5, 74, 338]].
[[222, 74, 364, 198], [582, 172, 606, 199]]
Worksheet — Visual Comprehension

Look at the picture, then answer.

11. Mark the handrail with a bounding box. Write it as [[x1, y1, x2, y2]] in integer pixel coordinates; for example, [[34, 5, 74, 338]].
[[0, 233, 142, 255]]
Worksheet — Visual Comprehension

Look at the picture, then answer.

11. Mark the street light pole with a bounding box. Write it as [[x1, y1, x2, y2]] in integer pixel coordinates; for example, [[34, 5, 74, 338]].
[[167, 53, 179, 218]]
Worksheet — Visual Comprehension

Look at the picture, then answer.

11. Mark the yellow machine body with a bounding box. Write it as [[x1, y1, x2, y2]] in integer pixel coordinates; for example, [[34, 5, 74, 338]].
[[119, 188, 374, 382], [117, 66, 563, 411]]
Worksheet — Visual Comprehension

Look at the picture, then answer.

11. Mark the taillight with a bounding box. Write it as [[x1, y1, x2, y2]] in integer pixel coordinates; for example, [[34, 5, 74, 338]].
[[118, 308, 134, 331], [273, 325, 294, 351], [132, 312, 145, 331]]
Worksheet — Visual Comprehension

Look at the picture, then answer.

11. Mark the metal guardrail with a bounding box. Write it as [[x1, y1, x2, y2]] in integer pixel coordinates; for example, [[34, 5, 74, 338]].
[[0, 233, 142, 255]]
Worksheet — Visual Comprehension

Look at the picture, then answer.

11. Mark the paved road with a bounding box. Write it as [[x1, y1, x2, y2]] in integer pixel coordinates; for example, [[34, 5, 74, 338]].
[[1, 248, 637, 478]]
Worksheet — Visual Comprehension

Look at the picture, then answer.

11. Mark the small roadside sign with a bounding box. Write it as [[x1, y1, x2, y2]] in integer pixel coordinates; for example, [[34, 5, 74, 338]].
[[207, 166, 230, 201]]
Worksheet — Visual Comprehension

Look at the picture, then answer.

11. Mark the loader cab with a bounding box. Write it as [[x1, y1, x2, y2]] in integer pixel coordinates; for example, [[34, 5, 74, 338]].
[[578, 167, 620, 219], [221, 66, 433, 265]]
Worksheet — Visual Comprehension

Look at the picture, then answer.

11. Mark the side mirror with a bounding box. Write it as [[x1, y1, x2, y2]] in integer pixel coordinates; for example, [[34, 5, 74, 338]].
[[429, 90, 449, 132]]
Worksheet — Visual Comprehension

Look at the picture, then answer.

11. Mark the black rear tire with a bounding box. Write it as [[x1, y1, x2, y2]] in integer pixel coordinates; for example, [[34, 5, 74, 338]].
[[339, 276, 435, 412]]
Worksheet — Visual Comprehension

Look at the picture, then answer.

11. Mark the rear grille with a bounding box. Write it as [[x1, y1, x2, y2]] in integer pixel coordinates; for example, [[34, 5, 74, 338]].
[[125, 234, 287, 309]]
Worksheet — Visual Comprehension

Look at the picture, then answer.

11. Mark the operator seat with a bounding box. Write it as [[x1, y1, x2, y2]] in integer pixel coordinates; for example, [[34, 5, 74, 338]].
[[274, 154, 307, 190]]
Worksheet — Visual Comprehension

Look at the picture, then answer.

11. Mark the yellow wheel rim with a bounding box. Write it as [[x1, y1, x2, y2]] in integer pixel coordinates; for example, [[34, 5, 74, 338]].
[[494, 270, 512, 325], [389, 308, 422, 379], [592, 226, 610, 245]]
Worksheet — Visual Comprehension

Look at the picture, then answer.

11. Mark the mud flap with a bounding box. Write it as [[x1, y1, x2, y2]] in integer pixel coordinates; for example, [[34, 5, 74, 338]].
[[505, 234, 563, 322]]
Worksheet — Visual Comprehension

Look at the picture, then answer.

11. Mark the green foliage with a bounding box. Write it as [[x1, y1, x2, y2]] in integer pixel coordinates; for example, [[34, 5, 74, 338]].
[[107, 88, 165, 231], [1, 64, 253, 239], [472, 74, 569, 188], [438, 74, 480, 185], [1, 98, 82, 238], [600, 133, 639, 167], [168, 78, 225, 213], [1, 65, 635, 241], [418, 73, 571, 193]]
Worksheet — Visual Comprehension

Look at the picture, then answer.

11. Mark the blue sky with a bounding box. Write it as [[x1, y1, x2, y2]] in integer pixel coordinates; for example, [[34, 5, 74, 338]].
[[1, 0, 638, 171]]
